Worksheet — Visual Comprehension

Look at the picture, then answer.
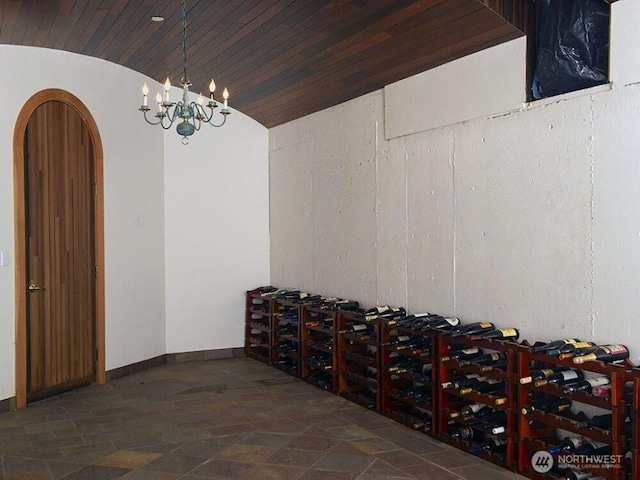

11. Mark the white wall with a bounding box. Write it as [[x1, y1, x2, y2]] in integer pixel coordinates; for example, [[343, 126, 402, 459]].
[[269, 0, 640, 362], [0, 46, 165, 400], [384, 37, 526, 139], [0, 45, 270, 402], [164, 104, 269, 353]]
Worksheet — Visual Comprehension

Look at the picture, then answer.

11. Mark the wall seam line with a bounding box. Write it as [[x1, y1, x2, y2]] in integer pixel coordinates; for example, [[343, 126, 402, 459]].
[[452, 130, 457, 315], [375, 119, 380, 306], [589, 96, 596, 341], [405, 142, 409, 309]]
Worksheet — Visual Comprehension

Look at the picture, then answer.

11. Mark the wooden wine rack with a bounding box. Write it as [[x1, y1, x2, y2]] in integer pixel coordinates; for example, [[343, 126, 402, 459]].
[[244, 289, 640, 479], [436, 333, 521, 471], [517, 347, 632, 480], [244, 291, 273, 365], [379, 320, 439, 437], [301, 306, 338, 392], [271, 299, 302, 376], [337, 310, 379, 410], [631, 371, 640, 480]]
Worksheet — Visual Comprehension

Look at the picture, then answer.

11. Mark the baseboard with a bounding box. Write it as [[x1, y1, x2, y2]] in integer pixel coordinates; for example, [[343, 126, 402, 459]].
[[0, 396, 14, 413], [106, 348, 244, 381], [166, 347, 244, 364], [106, 354, 168, 381]]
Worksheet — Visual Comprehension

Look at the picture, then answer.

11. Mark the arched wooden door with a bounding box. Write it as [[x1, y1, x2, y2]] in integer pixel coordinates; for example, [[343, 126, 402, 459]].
[[14, 90, 105, 407]]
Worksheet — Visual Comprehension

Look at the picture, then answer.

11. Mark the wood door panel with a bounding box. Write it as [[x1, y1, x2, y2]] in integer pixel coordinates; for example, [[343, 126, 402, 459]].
[[25, 101, 95, 400]]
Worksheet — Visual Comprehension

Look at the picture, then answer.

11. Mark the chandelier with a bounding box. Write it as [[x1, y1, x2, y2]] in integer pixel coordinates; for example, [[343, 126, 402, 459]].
[[139, 0, 230, 144]]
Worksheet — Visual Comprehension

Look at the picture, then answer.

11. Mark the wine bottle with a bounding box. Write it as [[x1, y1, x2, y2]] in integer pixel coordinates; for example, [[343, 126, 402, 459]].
[[534, 369, 585, 387], [477, 328, 519, 341], [441, 374, 485, 390], [423, 316, 461, 330], [359, 305, 392, 319], [346, 322, 368, 333], [248, 285, 277, 295], [592, 384, 611, 397], [464, 407, 498, 424], [545, 341, 596, 357], [522, 396, 571, 415], [468, 437, 507, 455], [441, 425, 475, 441], [520, 367, 569, 385], [573, 440, 611, 455], [480, 410, 507, 433], [332, 300, 360, 311], [564, 376, 610, 394], [531, 338, 582, 353], [459, 379, 505, 395], [449, 403, 488, 418], [449, 322, 495, 337], [441, 347, 483, 362], [387, 313, 435, 327], [404, 337, 432, 350], [559, 348, 602, 362], [582, 413, 612, 430], [390, 334, 414, 345], [376, 308, 408, 321], [572, 344, 630, 365], [398, 385, 429, 401], [593, 380, 633, 398], [478, 359, 508, 372], [387, 359, 424, 374], [459, 352, 506, 367], [548, 436, 587, 455]]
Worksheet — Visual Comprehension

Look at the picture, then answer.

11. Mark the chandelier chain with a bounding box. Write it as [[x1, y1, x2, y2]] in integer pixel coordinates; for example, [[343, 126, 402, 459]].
[[181, 0, 188, 85]]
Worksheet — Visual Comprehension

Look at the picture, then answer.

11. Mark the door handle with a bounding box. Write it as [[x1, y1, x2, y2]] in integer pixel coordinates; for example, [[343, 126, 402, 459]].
[[28, 283, 46, 292]]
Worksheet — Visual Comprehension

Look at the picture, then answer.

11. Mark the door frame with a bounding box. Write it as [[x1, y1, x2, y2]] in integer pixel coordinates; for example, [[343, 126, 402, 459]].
[[13, 89, 105, 409]]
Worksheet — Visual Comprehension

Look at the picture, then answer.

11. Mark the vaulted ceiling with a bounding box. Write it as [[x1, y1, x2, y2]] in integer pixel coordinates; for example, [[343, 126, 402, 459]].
[[0, 0, 526, 128]]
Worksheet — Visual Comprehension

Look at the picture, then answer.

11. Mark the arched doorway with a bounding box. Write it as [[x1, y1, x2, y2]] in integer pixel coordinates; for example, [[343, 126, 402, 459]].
[[13, 89, 105, 408]]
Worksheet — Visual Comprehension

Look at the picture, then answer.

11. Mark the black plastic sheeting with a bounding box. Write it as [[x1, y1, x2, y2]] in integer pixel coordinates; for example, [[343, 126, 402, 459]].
[[534, 0, 610, 99]]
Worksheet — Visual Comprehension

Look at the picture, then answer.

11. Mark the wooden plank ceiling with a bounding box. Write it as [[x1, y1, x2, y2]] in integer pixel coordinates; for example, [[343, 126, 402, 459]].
[[0, 0, 525, 128]]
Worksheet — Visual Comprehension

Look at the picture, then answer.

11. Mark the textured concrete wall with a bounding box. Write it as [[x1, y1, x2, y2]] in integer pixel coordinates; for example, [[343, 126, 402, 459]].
[[269, 1, 640, 361]]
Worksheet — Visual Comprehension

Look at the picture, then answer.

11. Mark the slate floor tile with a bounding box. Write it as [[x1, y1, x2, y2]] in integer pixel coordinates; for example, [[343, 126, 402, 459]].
[[263, 447, 324, 467], [139, 453, 205, 474], [187, 459, 253, 479], [0, 358, 528, 480], [61, 465, 132, 480], [94, 449, 162, 469], [217, 443, 278, 463]]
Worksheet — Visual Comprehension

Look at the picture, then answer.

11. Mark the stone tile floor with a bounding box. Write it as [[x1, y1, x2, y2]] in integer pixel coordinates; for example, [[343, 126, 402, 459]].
[[0, 358, 528, 479]]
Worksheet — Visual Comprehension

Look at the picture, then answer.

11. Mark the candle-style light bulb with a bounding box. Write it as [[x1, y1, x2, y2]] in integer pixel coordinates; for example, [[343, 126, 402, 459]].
[[164, 77, 171, 102], [197, 93, 204, 106], [156, 92, 163, 113], [142, 83, 149, 106], [222, 87, 229, 109], [209, 80, 216, 103]]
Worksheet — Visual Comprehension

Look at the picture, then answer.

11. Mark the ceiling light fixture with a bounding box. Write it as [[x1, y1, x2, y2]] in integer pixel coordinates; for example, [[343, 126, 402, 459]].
[[151, 15, 165, 22], [139, 0, 230, 144]]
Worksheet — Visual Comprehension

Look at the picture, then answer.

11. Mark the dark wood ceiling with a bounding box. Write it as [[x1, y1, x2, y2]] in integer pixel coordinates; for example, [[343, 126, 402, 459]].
[[0, 0, 526, 128]]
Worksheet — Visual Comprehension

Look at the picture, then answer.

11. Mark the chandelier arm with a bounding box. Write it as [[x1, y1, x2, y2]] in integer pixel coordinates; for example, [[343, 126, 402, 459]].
[[204, 114, 228, 128], [170, 103, 182, 123], [141, 109, 167, 127], [158, 115, 174, 130], [191, 102, 206, 130], [192, 102, 213, 123]]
